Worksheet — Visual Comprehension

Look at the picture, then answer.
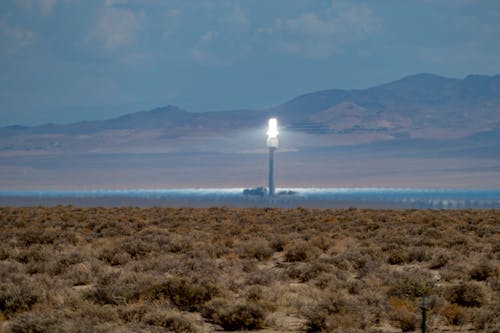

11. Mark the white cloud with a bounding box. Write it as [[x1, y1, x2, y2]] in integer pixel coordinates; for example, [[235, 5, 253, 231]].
[[200, 30, 216, 43], [166, 9, 181, 17], [1, 21, 35, 44], [86, 7, 144, 52], [189, 30, 221, 65], [105, 0, 128, 6], [0, 20, 35, 56], [40, 0, 57, 14], [16, 0, 57, 15], [261, 1, 381, 58], [227, 4, 249, 28]]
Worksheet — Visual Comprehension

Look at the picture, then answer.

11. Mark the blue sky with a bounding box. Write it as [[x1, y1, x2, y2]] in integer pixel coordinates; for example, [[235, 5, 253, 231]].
[[1, 0, 500, 126]]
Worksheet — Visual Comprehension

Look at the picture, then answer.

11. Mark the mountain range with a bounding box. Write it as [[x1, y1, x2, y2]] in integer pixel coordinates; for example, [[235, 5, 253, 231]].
[[1, 73, 500, 189], [1, 73, 500, 155]]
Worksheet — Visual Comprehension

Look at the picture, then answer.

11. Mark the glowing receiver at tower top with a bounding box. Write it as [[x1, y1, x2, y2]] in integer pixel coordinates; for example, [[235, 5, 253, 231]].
[[266, 118, 279, 148]]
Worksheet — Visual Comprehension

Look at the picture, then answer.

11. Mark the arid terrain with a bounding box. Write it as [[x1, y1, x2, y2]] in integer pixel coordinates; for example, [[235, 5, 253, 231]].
[[0, 207, 498, 332]]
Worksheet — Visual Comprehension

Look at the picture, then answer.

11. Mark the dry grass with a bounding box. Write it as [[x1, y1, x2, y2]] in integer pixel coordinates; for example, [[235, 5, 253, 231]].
[[0, 207, 498, 332]]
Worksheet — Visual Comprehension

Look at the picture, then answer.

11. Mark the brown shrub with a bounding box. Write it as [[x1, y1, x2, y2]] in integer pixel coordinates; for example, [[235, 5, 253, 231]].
[[237, 238, 274, 261], [6, 311, 64, 333], [304, 291, 358, 332], [85, 285, 123, 306], [407, 246, 431, 262], [147, 277, 218, 311], [298, 262, 330, 282], [85, 274, 151, 305], [472, 302, 500, 332], [285, 240, 319, 262], [144, 311, 198, 333], [0, 282, 41, 317], [388, 250, 409, 265], [392, 310, 417, 332], [387, 270, 434, 299], [469, 261, 497, 281], [269, 236, 287, 252], [309, 235, 333, 252], [62, 262, 95, 286], [246, 268, 280, 286], [98, 246, 131, 266], [202, 300, 265, 331], [439, 303, 468, 325], [445, 282, 486, 307], [118, 304, 150, 323], [429, 249, 452, 269]]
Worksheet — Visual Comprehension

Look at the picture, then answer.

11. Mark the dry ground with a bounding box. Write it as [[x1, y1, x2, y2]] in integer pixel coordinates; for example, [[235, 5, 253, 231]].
[[0, 207, 498, 332]]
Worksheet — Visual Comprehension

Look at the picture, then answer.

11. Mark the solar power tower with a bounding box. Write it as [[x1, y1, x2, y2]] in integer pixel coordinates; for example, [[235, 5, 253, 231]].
[[266, 118, 279, 196]]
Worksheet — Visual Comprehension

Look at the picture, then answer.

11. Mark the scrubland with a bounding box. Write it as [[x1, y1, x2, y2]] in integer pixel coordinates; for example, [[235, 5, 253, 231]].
[[0, 206, 498, 332]]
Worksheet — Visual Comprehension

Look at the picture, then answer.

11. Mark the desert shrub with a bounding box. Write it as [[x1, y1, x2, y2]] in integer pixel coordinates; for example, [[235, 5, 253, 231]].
[[245, 285, 263, 302], [144, 311, 198, 333], [0, 244, 11, 260], [469, 261, 497, 281], [426, 294, 446, 311], [445, 282, 486, 307], [309, 235, 333, 252], [304, 308, 362, 332], [388, 250, 409, 265], [285, 240, 318, 262], [493, 239, 500, 256], [118, 304, 150, 323], [117, 238, 153, 258], [202, 300, 265, 331], [429, 250, 452, 269], [439, 303, 468, 325], [74, 303, 120, 325], [85, 275, 149, 306], [392, 311, 417, 332], [0, 260, 23, 282], [147, 277, 218, 311], [388, 297, 417, 332], [337, 250, 380, 277], [299, 262, 330, 282], [165, 235, 193, 254], [85, 285, 123, 305], [7, 311, 64, 333], [246, 268, 279, 286], [92, 220, 128, 238], [407, 247, 431, 262], [98, 246, 131, 266], [440, 264, 469, 282], [238, 238, 274, 261], [304, 291, 356, 332], [52, 252, 85, 275], [15, 245, 51, 264], [62, 262, 95, 286], [472, 302, 500, 332], [304, 309, 330, 332], [387, 270, 434, 299], [347, 280, 364, 295], [270, 236, 287, 252], [0, 282, 40, 317], [314, 270, 348, 290]]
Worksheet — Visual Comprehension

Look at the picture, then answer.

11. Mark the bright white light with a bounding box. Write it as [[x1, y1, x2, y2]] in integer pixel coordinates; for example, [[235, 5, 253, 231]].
[[266, 117, 279, 148], [267, 118, 279, 139]]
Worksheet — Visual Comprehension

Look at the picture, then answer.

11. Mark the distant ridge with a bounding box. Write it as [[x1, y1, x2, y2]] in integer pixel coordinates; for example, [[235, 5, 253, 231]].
[[1, 73, 499, 153]]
